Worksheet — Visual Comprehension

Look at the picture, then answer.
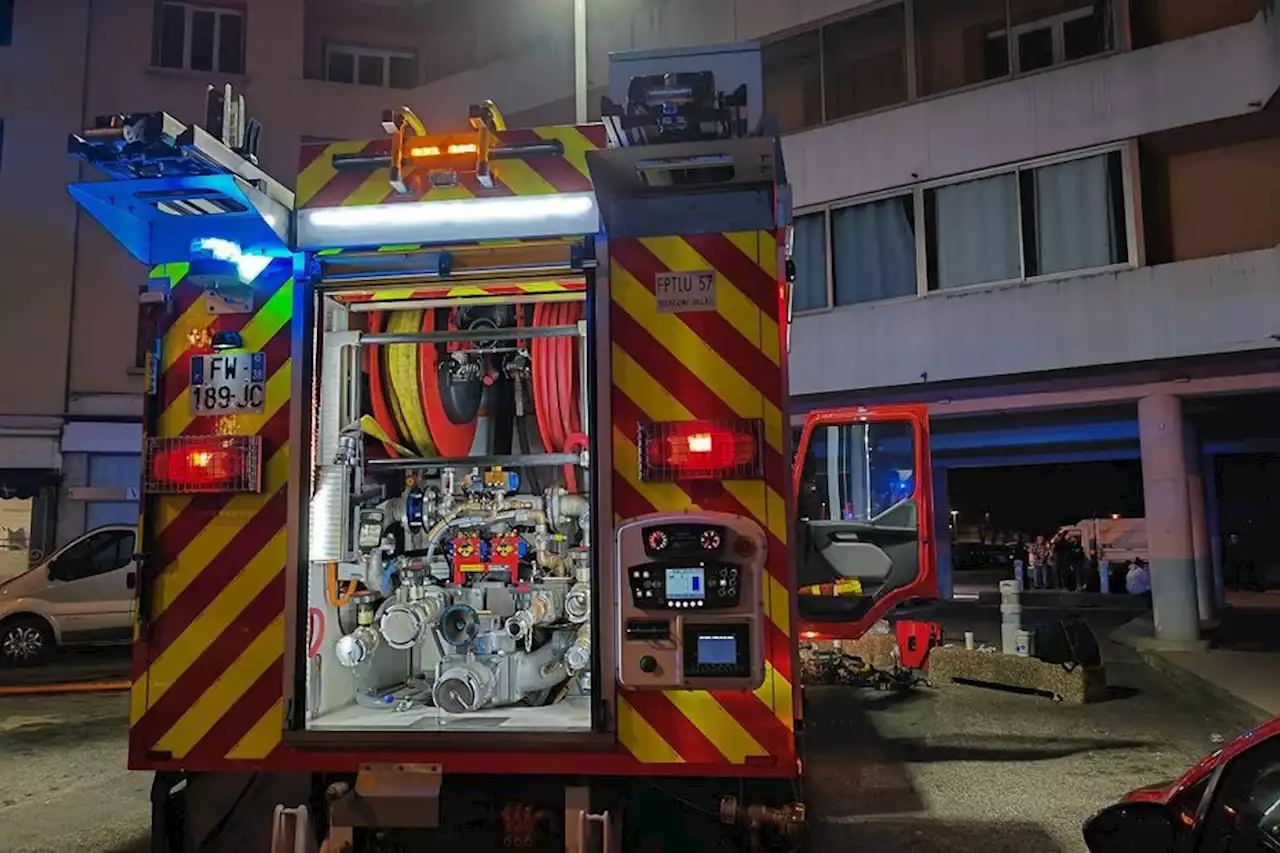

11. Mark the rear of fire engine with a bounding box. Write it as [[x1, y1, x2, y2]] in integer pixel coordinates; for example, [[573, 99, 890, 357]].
[[68, 43, 812, 852]]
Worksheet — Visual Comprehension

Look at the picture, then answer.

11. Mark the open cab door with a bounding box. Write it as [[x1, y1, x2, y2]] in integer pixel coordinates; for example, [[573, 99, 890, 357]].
[[793, 405, 936, 640]]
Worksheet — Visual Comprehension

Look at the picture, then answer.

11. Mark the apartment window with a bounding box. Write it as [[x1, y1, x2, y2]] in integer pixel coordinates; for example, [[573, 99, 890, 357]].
[[925, 150, 1129, 290], [822, 4, 909, 121], [997, 3, 1112, 73], [154, 1, 245, 74], [925, 173, 1021, 289], [832, 194, 918, 305], [0, 0, 13, 46], [762, 31, 822, 133], [916, 0, 1011, 95], [791, 212, 829, 312], [325, 44, 417, 89], [916, 0, 1111, 95]]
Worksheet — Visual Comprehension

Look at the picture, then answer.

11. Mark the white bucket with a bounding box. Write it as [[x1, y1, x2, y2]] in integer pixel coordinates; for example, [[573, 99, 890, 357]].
[[1014, 629, 1033, 657]]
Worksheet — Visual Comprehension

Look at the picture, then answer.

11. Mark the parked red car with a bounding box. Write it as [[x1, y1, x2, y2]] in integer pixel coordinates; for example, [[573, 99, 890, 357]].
[[1083, 715, 1280, 853]]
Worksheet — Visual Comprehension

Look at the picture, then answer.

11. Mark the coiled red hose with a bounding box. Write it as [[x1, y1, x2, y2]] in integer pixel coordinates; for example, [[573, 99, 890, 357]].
[[531, 301, 583, 491]]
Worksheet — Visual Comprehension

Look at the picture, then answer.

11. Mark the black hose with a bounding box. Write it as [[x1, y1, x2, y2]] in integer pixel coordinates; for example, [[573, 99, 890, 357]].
[[517, 414, 547, 494]]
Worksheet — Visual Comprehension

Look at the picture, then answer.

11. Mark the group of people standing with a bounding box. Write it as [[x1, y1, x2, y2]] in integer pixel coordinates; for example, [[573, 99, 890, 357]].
[[1012, 533, 1097, 592], [1009, 530, 1265, 596]]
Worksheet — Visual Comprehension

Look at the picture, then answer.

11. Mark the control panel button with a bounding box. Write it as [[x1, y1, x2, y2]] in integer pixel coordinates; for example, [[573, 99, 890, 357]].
[[640, 655, 658, 674]]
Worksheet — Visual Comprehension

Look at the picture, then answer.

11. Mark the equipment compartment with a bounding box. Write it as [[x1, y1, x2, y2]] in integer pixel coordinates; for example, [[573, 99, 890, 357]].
[[301, 279, 597, 735]]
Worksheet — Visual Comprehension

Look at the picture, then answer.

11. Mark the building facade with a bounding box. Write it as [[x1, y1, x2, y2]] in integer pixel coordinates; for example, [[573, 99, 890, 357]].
[[0, 0, 1276, 637]]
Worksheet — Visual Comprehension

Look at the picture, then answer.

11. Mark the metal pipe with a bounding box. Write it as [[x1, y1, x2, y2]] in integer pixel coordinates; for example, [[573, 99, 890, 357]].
[[574, 0, 588, 125], [346, 293, 584, 313], [367, 452, 583, 470], [491, 142, 563, 159], [316, 263, 576, 285], [361, 325, 580, 346], [332, 153, 392, 171]]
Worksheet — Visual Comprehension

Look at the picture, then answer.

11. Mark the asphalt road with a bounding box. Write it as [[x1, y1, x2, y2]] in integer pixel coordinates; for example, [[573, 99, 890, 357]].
[[0, 646, 131, 690], [0, 692, 148, 853], [806, 603, 1261, 853]]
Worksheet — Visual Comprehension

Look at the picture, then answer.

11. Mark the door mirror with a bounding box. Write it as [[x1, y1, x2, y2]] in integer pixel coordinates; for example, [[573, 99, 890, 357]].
[[1082, 802, 1176, 853]]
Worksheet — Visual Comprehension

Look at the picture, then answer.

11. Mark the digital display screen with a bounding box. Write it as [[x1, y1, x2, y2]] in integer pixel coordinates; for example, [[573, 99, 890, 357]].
[[665, 567, 705, 600], [696, 634, 737, 666]]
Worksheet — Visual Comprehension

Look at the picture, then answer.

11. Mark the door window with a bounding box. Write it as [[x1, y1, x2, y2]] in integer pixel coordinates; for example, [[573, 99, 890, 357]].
[[795, 415, 925, 630], [799, 421, 916, 522], [52, 530, 136, 582], [1196, 736, 1280, 852]]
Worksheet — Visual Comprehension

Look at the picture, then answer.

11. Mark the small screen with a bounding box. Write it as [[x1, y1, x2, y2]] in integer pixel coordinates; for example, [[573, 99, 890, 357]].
[[696, 634, 737, 666], [665, 567, 705, 600]]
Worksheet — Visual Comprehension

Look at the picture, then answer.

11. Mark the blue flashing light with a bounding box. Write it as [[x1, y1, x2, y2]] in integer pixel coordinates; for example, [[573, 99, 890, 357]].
[[192, 237, 271, 284]]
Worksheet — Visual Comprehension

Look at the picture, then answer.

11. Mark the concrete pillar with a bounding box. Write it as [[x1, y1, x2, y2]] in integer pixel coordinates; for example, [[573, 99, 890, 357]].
[[1183, 424, 1215, 623], [1203, 454, 1224, 609], [932, 465, 953, 600], [1138, 395, 1201, 643]]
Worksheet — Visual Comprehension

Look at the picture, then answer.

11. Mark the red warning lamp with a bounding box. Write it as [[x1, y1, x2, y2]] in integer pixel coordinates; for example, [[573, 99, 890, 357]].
[[638, 419, 764, 483], [145, 435, 263, 494]]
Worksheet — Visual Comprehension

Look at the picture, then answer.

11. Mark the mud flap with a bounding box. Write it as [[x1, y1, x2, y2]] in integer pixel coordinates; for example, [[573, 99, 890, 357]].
[[155, 772, 314, 853]]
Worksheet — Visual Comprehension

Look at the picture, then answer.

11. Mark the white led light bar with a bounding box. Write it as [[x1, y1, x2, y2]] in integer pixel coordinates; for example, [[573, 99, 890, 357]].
[[296, 192, 600, 249]]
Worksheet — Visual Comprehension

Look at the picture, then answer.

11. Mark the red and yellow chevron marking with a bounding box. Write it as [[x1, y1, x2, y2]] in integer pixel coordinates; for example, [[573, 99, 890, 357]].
[[609, 231, 796, 769], [128, 261, 293, 767], [331, 279, 586, 305], [297, 124, 607, 210]]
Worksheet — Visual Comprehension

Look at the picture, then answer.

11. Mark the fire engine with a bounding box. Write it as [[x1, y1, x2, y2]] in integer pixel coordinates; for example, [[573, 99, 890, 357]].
[[67, 42, 935, 853]]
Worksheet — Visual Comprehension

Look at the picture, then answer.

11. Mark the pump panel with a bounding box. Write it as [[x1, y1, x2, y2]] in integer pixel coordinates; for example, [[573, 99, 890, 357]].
[[616, 511, 766, 691]]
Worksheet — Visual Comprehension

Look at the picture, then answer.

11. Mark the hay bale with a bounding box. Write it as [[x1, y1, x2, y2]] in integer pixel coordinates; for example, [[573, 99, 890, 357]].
[[927, 646, 1108, 704]]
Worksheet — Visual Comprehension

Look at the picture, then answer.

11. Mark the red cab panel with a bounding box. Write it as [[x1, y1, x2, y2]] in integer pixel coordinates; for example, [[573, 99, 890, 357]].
[[792, 404, 937, 641]]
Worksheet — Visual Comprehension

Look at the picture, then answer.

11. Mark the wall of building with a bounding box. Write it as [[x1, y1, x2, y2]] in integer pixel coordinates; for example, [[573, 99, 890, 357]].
[[789, 246, 1280, 395], [301, 0, 571, 86], [0, 0, 90, 417], [1130, 0, 1265, 47], [1166, 136, 1280, 262]]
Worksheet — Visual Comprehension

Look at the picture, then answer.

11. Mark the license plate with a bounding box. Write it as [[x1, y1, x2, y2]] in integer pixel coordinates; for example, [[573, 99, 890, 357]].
[[654, 269, 717, 314], [189, 352, 267, 415]]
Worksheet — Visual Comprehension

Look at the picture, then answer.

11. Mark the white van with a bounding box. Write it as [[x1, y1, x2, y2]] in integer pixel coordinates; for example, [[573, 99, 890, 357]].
[[1056, 517, 1148, 565], [0, 525, 136, 666]]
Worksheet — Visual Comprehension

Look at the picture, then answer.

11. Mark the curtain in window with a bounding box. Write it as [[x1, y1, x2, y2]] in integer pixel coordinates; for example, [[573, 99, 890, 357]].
[[792, 213, 828, 311], [1033, 153, 1117, 276], [832, 196, 917, 305], [933, 173, 1020, 289]]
